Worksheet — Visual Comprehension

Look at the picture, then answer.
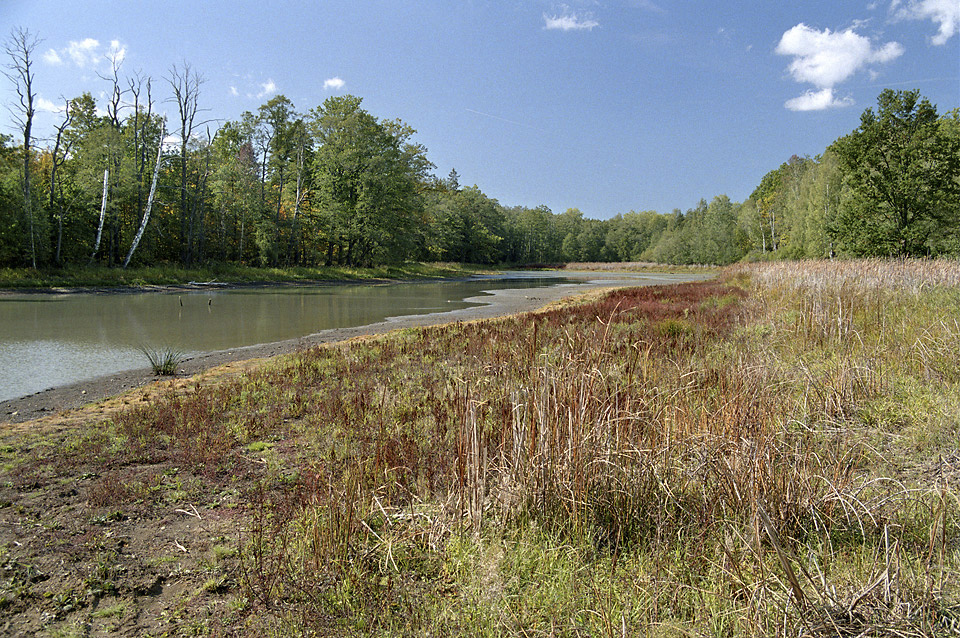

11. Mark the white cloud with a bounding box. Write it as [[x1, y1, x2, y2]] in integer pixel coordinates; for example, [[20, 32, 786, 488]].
[[323, 77, 345, 90], [891, 0, 959, 45], [256, 79, 278, 98], [43, 38, 129, 70], [776, 23, 904, 110], [42, 48, 62, 65], [784, 88, 855, 111], [36, 96, 66, 113], [543, 5, 599, 31], [107, 40, 126, 66], [230, 86, 239, 97], [67, 38, 101, 68], [777, 24, 903, 87]]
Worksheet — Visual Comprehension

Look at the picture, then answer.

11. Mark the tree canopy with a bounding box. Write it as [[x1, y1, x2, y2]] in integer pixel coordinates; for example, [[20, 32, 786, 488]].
[[1, 29, 957, 271], [831, 89, 960, 257]]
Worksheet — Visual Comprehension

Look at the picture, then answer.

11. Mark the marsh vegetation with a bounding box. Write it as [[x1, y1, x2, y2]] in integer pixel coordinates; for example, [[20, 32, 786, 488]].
[[0, 259, 958, 636]]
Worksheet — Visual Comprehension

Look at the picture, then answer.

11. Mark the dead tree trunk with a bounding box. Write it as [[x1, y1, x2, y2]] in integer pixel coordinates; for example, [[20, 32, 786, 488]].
[[167, 62, 204, 265], [4, 28, 39, 268]]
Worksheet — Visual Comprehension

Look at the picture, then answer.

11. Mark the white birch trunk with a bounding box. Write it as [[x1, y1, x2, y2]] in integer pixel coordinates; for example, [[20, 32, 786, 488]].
[[123, 131, 165, 268], [90, 169, 109, 263]]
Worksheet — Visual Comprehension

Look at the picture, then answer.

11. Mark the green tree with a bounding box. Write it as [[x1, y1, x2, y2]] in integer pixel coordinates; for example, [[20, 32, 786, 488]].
[[575, 219, 606, 261], [605, 210, 666, 261], [832, 89, 960, 256], [253, 95, 297, 264], [310, 95, 432, 266], [793, 151, 841, 257], [556, 208, 584, 262], [0, 133, 22, 264], [747, 168, 783, 254], [501, 205, 560, 264]]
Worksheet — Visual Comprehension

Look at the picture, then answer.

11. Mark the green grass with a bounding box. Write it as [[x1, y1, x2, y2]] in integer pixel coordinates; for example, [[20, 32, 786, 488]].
[[139, 345, 186, 376], [90, 603, 126, 619]]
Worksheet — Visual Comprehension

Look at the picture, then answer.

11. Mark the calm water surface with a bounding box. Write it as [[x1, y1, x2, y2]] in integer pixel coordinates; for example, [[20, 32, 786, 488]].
[[0, 276, 566, 402]]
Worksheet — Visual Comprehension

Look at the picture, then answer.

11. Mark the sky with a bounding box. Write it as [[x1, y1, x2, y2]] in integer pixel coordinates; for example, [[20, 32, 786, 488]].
[[2, 0, 958, 220]]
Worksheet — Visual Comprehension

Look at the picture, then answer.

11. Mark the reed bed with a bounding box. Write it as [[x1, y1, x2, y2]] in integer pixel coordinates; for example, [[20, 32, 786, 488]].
[[10, 259, 960, 636], [730, 257, 960, 292]]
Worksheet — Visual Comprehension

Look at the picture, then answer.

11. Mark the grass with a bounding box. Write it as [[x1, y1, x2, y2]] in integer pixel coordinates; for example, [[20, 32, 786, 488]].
[[0, 261, 489, 290], [139, 344, 186, 376], [2, 258, 959, 636]]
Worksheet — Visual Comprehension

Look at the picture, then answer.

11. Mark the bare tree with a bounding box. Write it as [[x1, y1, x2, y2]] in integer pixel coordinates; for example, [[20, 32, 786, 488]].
[[4, 27, 40, 268], [167, 62, 205, 265], [50, 98, 74, 264], [100, 48, 126, 129], [128, 73, 154, 230]]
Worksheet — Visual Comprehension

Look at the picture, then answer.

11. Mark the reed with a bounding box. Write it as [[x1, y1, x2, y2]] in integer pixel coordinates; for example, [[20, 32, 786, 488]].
[[7, 259, 959, 636]]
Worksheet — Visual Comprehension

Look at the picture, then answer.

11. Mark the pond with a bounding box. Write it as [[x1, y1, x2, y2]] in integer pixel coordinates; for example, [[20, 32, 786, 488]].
[[0, 275, 571, 402], [0, 271, 713, 403]]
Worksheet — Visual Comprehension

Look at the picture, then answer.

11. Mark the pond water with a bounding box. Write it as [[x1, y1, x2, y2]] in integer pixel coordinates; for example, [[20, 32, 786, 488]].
[[0, 275, 569, 402]]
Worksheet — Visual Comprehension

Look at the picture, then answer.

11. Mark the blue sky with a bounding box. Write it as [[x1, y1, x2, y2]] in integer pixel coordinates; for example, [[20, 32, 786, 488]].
[[3, 0, 958, 219]]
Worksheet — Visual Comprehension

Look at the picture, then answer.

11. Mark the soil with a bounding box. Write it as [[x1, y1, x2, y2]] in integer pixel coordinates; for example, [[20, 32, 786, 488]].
[[0, 277, 685, 636]]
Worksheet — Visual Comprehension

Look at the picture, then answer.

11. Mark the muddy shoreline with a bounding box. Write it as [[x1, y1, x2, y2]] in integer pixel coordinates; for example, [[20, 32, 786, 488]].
[[0, 282, 601, 424], [1, 273, 713, 424], [0, 275, 469, 297]]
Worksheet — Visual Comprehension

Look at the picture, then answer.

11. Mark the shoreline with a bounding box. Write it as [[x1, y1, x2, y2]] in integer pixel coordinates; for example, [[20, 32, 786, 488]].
[[0, 274, 475, 297], [0, 273, 712, 425]]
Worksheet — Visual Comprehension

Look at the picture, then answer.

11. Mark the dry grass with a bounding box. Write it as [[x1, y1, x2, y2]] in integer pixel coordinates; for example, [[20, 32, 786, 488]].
[[4, 259, 960, 636]]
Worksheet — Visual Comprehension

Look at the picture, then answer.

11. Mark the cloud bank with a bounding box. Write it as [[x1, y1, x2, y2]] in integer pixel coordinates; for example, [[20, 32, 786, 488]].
[[776, 23, 903, 111]]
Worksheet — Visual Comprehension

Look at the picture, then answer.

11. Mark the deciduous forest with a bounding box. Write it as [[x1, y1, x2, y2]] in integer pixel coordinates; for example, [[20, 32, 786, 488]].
[[2, 28, 958, 270]]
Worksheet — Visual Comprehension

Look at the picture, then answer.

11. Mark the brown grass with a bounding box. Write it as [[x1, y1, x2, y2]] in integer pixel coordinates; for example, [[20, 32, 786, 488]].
[[3, 260, 960, 636]]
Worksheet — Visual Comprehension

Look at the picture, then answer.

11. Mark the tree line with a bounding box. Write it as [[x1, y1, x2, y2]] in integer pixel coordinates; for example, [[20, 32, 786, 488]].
[[2, 27, 958, 270]]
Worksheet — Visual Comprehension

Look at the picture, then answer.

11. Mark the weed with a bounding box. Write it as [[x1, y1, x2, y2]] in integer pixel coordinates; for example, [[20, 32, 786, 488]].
[[139, 344, 186, 376], [90, 602, 126, 619], [211, 544, 237, 563]]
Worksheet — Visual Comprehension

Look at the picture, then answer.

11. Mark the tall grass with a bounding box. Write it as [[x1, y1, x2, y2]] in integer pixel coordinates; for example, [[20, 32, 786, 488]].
[[16, 259, 960, 636]]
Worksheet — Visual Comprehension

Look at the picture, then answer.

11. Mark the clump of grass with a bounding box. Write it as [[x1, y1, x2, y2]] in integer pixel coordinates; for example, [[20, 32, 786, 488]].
[[139, 345, 185, 376]]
